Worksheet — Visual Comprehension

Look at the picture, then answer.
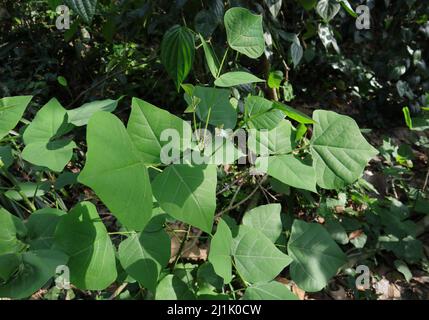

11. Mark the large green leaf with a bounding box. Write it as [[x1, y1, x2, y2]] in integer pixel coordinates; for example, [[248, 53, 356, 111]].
[[152, 164, 216, 233], [155, 274, 195, 300], [118, 222, 170, 293], [224, 7, 265, 59], [256, 154, 317, 193], [54, 202, 117, 290], [208, 219, 233, 283], [22, 98, 76, 172], [310, 110, 378, 190], [248, 120, 296, 156], [201, 135, 245, 165], [67, 98, 118, 126], [26, 208, 66, 250], [287, 220, 347, 292], [65, 0, 97, 24], [242, 204, 282, 243], [232, 225, 292, 283], [0, 145, 13, 168], [127, 98, 191, 165], [0, 96, 32, 140], [78, 111, 152, 231], [161, 25, 195, 90], [245, 96, 284, 130], [243, 281, 298, 300], [0, 207, 27, 255], [0, 249, 68, 299], [187, 86, 237, 129], [214, 71, 265, 88]]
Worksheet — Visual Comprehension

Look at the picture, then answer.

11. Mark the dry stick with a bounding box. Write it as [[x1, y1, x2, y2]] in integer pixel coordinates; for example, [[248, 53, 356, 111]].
[[108, 283, 128, 300], [423, 166, 429, 191], [215, 176, 267, 219]]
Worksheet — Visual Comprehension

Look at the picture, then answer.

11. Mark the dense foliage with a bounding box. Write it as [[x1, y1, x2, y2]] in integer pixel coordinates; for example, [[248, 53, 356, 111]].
[[0, 0, 428, 300]]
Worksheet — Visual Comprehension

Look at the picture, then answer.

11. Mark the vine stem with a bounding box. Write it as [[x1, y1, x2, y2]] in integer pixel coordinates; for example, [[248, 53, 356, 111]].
[[172, 225, 191, 270], [216, 47, 229, 79], [0, 168, 36, 212]]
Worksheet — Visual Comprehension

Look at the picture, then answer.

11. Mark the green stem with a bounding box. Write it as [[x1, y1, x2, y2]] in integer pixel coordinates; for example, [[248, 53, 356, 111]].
[[172, 225, 191, 270], [0, 168, 36, 212], [216, 47, 229, 78]]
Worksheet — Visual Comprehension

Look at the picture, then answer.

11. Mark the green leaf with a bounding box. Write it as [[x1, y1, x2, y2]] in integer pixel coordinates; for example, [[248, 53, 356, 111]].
[[57, 76, 68, 87], [224, 7, 265, 59], [273, 102, 314, 124], [287, 220, 347, 292], [0, 96, 33, 140], [161, 25, 195, 91], [4, 181, 50, 201], [339, 0, 357, 18], [316, 0, 341, 22], [152, 164, 216, 233], [248, 120, 296, 156], [67, 99, 119, 126], [54, 202, 117, 290], [127, 98, 191, 165], [118, 224, 170, 293], [26, 208, 66, 250], [245, 96, 284, 130], [257, 154, 317, 193], [214, 72, 265, 88], [155, 274, 195, 300], [402, 106, 413, 129], [208, 219, 232, 283], [0, 145, 13, 168], [200, 37, 220, 79], [243, 281, 298, 300], [298, 0, 317, 10], [188, 86, 237, 129], [268, 70, 283, 89], [0, 207, 27, 255], [242, 204, 283, 243], [0, 253, 20, 282], [22, 98, 76, 172], [394, 260, 412, 282], [310, 110, 378, 190], [0, 249, 68, 299], [325, 219, 349, 245], [291, 40, 303, 66], [232, 225, 292, 283], [65, 0, 97, 24], [78, 111, 153, 231]]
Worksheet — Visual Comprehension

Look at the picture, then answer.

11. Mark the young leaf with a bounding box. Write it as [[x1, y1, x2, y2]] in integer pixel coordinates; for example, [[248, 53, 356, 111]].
[[245, 96, 284, 130], [242, 204, 283, 243], [200, 37, 220, 79], [291, 41, 303, 66], [214, 71, 265, 88], [288, 220, 347, 292], [155, 275, 195, 300], [161, 25, 195, 91], [264, 0, 283, 18], [152, 164, 217, 233], [186, 86, 237, 129], [127, 98, 191, 165], [243, 281, 298, 300], [67, 98, 119, 126], [268, 70, 283, 89], [54, 202, 117, 290], [256, 154, 317, 193], [0, 249, 68, 299], [0, 96, 32, 140], [22, 98, 76, 172], [224, 7, 265, 59], [26, 208, 66, 250], [118, 225, 170, 293], [65, 0, 97, 24], [316, 0, 341, 22], [78, 111, 153, 231], [310, 110, 378, 190], [208, 219, 233, 284], [232, 225, 292, 283], [273, 102, 314, 124]]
